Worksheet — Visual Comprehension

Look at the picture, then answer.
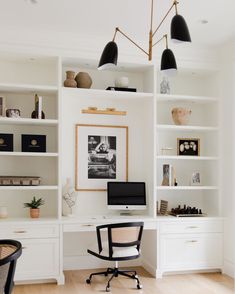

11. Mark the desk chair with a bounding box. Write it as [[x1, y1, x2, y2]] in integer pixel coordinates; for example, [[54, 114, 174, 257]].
[[86, 222, 144, 292], [0, 240, 22, 294]]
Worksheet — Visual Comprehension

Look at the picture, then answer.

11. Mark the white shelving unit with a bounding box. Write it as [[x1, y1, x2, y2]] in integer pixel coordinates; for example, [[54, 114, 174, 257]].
[[0, 53, 60, 219], [156, 69, 220, 217]]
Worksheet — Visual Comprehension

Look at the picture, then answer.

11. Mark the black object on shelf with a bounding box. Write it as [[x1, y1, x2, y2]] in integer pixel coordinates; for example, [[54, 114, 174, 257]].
[[170, 204, 206, 217], [0, 133, 13, 152], [22, 134, 46, 152], [106, 86, 136, 92]]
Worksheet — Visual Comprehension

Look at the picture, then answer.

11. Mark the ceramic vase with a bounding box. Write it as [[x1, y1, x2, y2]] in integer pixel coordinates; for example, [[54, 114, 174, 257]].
[[115, 76, 129, 88], [171, 108, 192, 125], [75, 72, 92, 88], [64, 71, 77, 88]]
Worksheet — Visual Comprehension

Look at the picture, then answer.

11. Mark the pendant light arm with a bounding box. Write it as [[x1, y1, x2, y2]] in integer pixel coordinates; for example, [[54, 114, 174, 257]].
[[152, 34, 168, 48], [152, 0, 179, 38], [114, 27, 149, 57]]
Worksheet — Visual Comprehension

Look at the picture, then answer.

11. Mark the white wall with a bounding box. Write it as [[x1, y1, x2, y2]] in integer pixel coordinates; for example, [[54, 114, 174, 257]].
[[218, 42, 235, 278]]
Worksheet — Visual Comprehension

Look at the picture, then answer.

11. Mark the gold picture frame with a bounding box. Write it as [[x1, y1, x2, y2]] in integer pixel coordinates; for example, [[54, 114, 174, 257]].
[[75, 124, 128, 191], [177, 138, 200, 156]]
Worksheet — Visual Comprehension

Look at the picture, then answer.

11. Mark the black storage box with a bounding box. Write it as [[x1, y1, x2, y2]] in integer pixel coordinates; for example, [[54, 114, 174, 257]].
[[22, 134, 46, 152], [0, 133, 13, 152], [106, 86, 136, 92]]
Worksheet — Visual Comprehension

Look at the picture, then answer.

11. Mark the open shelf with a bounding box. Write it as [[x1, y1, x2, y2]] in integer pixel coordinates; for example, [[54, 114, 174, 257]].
[[156, 124, 219, 132], [0, 152, 58, 157], [157, 155, 219, 161], [62, 87, 153, 100], [0, 117, 58, 126], [0, 83, 58, 94], [157, 186, 219, 190], [157, 94, 219, 103], [0, 185, 59, 190]]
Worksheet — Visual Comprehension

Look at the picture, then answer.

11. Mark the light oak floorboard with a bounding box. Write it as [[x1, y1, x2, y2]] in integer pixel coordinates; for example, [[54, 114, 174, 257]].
[[13, 267, 234, 294]]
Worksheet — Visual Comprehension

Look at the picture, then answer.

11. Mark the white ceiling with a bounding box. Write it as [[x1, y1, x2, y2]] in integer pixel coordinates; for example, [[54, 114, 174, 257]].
[[1, 0, 235, 47]]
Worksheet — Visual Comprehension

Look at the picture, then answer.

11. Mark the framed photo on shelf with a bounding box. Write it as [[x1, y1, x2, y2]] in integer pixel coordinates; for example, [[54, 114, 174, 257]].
[[75, 124, 128, 191], [0, 96, 6, 117], [191, 171, 201, 186], [177, 138, 200, 156]]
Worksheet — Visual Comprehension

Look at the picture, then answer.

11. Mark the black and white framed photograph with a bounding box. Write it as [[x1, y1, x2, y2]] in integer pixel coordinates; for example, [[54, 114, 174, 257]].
[[0, 97, 6, 117], [6, 109, 21, 118], [191, 171, 201, 186], [177, 138, 200, 156], [75, 124, 128, 191]]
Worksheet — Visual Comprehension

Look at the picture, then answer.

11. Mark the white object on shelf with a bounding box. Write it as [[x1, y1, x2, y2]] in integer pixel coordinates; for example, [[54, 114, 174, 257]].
[[157, 155, 219, 161], [157, 124, 219, 132], [156, 186, 218, 190], [0, 117, 58, 126], [0, 152, 58, 157]]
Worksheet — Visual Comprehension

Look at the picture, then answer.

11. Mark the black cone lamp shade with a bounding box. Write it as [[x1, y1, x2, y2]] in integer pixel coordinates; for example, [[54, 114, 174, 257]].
[[171, 14, 191, 43], [98, 41, 118, 70], [161, 48, 177, 74]]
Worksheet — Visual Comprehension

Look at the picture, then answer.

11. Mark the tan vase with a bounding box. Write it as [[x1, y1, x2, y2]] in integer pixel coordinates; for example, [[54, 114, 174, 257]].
[[171, 108, 192, 125], [64, 71, 77, 88], [30, 208, 40, 218], [75, 72, 92, 88]]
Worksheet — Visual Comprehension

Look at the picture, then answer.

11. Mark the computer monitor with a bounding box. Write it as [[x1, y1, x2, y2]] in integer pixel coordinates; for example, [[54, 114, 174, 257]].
[[107, 182, 146, 211]]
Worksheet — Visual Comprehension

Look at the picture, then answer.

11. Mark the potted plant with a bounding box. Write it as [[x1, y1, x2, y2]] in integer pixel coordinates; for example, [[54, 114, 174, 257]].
[[24, 196, 45, 218]]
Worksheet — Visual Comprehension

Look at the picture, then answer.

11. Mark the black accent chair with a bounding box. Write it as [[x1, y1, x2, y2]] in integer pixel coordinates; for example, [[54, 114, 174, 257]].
[[86, 222, 144, 292], [0, 240, 22, 294]]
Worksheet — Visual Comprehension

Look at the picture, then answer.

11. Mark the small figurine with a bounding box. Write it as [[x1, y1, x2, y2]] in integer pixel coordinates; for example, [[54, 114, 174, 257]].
[[63, 178, 77, 217], [160, 77, 170, 94]]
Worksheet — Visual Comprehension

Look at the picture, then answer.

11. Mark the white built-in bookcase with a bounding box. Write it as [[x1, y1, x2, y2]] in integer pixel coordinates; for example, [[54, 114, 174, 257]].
[[0, 52, 221, 221], [0, 53, 60, 219], [156, 69, 221, 217]]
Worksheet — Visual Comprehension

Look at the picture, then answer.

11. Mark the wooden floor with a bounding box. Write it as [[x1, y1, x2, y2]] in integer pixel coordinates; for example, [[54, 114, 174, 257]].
[[13, 267, 234, 294]]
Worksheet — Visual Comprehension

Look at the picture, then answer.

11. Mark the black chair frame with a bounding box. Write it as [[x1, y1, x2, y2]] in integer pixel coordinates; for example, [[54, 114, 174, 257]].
[[86, 222, 144, 292], [0, 239, 22, 294]]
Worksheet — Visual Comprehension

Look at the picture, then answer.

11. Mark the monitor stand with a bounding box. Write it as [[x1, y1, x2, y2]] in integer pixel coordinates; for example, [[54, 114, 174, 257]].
[[120, 212, 133, 216]]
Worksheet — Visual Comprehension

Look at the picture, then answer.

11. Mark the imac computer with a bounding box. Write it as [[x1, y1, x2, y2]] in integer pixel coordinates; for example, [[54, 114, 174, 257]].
[[107, 182, 146, 212]]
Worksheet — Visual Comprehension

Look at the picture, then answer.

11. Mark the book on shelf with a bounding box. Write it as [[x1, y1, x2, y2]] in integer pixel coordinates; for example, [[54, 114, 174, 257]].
[[162, 164, 175, 186]]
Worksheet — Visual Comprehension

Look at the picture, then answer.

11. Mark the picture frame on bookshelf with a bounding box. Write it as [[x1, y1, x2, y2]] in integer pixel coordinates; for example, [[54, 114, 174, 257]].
[[191, 171, 201, 186], [177, 138, 200, 156], [75, 124, 128, 191], [0, 96, 6, 117]]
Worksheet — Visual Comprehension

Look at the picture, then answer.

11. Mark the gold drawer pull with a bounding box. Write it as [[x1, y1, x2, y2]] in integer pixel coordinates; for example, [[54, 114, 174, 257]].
[[14, 230, 27, 234], [186, 226, 198, 229], [82, 224, 94, 227], [186, 240, 198, 243], [22, 246, 27, 249]]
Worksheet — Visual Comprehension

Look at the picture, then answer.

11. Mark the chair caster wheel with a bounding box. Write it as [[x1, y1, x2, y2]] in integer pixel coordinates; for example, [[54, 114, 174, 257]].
[[86, 278, 91, 284], [106, 286, 111, 292], [137, 284, 143, 289]]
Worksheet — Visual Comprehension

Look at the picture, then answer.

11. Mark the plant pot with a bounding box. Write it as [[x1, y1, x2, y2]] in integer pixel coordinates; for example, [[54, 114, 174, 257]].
[[171, 108, 191, 125], [30, 208, 40, 218]]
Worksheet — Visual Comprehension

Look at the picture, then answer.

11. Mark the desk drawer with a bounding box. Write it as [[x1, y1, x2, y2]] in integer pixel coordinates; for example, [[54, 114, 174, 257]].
[[63, 223, 97, 232], [160, 220, 223, 234], [160, 233, 223, 270], [0, 224, 59, 239]]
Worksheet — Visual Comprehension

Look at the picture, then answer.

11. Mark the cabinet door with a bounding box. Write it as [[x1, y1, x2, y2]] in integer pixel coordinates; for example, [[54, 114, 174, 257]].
[[160, 233, 223, 270], [15, 238, 59, 281]]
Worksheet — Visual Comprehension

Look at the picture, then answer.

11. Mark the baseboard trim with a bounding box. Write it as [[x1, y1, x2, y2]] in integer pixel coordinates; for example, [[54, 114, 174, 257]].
[[141, 258, 156, 277], [223, 259, 235, 278]]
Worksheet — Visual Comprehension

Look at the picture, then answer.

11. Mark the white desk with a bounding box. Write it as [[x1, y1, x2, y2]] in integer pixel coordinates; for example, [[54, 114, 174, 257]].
[[62, 215, 157, 232], [62, 215, 224, 279]]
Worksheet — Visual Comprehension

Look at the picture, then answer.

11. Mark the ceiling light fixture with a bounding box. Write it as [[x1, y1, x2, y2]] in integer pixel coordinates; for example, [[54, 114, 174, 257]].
[[98, 0, 191, 73]]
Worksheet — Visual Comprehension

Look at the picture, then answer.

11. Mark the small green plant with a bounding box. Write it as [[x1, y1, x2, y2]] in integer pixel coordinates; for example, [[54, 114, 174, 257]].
[[24, 196, 45, 209]]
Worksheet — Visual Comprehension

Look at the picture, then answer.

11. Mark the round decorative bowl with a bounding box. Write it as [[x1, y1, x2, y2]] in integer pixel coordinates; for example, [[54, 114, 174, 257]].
[[171, 108, 192, 125]]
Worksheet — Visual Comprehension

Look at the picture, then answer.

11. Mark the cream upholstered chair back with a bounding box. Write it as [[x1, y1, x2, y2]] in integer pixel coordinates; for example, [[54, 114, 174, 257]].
[[111, 226, 141, 244]]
